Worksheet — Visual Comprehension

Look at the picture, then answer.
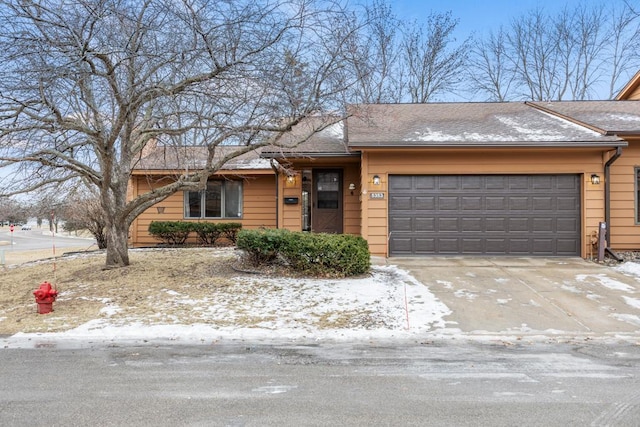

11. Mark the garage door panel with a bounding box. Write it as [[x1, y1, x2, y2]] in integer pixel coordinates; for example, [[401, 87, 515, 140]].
[[389, 175, 580, 256], [532, 218, 553, 232], [461, 218, 482, 232], [415, 196, 435, 210], [439, 197, 459, 210], [487, 197, 507, 210], [415, 217, 435, 231], [438, 217, 459, 231], [532, 197, 553, 210], [510, 197, 529, 210]]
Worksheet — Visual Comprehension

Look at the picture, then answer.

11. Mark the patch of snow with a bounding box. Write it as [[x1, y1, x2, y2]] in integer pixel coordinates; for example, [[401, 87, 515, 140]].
[[575, 274, 635, 292], [561, 284, 582, 293], [454, 289, 478, 300], [9, 265, 452, 342], [320, 121, 344, 138], [604, 113, 640, 123], [164, 289, 181, 296], [616, 261, 640, 278], [622, 296, 640, 310], [496, 299, 511, 305], [611, 313, 640, 327], [436, 280, 453, 289]]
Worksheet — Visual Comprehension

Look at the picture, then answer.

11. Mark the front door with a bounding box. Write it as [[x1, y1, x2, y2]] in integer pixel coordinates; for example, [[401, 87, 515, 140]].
[[312, 169, 343, 234]]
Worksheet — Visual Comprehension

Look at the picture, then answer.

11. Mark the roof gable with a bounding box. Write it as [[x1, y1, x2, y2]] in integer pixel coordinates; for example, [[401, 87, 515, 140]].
[[616, 70, 640, 100], [528, 101, 640, 135]]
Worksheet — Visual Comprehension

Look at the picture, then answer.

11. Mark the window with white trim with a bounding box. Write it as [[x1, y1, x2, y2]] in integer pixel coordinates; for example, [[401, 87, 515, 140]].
[[184, 180, 242, 218]]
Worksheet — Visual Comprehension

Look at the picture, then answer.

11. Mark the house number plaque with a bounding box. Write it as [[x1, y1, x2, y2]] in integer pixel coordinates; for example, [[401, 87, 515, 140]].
[[369, 192, 385, 199]]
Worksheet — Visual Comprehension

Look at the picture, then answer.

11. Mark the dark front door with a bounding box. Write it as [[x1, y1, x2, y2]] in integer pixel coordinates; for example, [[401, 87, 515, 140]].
[[312, 169, 343, 234]]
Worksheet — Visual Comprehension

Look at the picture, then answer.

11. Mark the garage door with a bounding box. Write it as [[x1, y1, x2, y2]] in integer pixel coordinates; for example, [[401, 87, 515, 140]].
[[388, 175, 581, 256]]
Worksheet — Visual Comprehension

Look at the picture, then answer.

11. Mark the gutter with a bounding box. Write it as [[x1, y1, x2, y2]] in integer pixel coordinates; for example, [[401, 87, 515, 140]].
[[270, 160, 280, 229], [604, 147, 623, 262]]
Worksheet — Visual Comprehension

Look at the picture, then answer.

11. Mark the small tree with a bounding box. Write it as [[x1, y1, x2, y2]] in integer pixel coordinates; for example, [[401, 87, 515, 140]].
[[62, 192, 107, 249]]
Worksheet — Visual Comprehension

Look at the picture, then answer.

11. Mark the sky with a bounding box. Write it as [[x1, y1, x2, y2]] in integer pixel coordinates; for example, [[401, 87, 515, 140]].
[[383, 0, 627, 39]]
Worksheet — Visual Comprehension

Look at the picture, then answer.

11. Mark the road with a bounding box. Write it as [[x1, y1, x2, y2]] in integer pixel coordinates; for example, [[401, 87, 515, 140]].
[[0, 228, 95, 251], [1, 340, 639, 426]]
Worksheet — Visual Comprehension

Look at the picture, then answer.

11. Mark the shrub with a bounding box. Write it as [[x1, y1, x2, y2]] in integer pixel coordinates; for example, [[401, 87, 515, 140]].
[[237, 228, 370, 277], [237, 228, 289, 265], [191, 222, 222, 246], [218, 222, 242, 244], [148, 221, 193, 245]]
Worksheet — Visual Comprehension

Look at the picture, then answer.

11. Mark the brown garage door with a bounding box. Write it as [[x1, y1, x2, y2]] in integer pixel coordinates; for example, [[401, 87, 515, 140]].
[[388, 175, 581, 256]]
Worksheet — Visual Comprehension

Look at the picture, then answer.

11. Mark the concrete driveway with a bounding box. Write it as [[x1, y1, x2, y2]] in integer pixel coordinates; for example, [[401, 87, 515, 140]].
[[390, 257, 640, 339]]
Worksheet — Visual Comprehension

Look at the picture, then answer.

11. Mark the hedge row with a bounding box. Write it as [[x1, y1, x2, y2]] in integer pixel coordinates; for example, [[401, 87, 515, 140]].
[[236, 228, 370, 277], [148, 221, 242, 246]]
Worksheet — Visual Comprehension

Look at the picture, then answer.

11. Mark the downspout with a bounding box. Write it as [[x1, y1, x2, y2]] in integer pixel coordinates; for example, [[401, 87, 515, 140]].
[[604, 146, 623, 261], [270, 160, 280, 229]]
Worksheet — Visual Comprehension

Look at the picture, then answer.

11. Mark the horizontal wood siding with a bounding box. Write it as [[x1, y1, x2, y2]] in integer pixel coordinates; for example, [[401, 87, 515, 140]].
[[361, 148, 606, 257], [609, 140, 640, 250], [130, 174, 276, 246]]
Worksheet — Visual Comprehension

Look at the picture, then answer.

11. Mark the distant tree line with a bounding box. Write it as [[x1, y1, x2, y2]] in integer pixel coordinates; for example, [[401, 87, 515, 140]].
[[348, 0, 640, 103]]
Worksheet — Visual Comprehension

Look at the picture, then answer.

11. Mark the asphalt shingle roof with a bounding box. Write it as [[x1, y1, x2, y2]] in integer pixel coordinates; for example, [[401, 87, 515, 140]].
[[133, 145, 271, 171], [527, 101, 640, 135], [346, 103, 625, 148]]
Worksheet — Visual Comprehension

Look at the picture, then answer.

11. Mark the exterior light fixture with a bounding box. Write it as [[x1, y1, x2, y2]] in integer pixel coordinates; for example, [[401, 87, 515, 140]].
[[156, 206, 165, 214], [590, 174, 600, 185], [285, 174, 297, 187], [372, 175, 381, 185], [348, 183, 356, 190]]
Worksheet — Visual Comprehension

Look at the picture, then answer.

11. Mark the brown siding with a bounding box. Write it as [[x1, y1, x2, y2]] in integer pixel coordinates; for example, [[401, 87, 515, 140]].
[[130, 174, 276, 246], [609, 139, 640, 250], [361, 148, 607, 257]]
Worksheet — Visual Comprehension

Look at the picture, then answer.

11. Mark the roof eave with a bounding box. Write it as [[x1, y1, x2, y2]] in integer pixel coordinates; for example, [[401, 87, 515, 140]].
[[348, 140, 627, 149], [260, 152, 360, 159]]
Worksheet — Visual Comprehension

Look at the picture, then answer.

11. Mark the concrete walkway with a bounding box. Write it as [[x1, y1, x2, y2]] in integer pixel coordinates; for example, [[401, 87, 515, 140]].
[[390, 257, 640, 339]]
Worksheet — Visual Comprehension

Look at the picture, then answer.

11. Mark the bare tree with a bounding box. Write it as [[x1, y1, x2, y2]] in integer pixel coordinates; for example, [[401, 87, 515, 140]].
[[470, 2, 640, 101], [0, 0, 352, 268], [61, 191, 107, 249], [467, 27, 515, 102], [342, 0, 404, 103], [401, 12, 469, 103], [606, 2, 640, 98]]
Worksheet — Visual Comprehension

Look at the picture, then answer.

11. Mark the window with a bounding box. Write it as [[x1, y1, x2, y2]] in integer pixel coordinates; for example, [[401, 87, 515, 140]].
[[184, 180, 242, 218]]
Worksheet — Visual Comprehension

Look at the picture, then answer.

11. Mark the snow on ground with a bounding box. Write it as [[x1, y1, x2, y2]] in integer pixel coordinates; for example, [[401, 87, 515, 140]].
[[10, 265, 451, 344]]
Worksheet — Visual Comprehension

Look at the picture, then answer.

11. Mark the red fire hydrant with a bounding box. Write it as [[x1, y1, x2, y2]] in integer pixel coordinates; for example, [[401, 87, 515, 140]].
[[33, 281, 58, 314]]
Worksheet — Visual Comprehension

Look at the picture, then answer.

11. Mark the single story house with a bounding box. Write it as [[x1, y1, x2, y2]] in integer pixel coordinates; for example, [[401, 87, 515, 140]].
[[129, 80, 640, 259]]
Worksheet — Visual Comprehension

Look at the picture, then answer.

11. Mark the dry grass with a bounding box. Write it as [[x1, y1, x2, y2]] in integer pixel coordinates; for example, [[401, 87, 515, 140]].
[[0, 247, 243, 334]]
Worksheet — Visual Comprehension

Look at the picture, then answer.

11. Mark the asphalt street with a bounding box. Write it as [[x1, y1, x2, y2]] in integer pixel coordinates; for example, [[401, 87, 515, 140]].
[[0, 228, 95, 251], [0, 340, 639, 426]]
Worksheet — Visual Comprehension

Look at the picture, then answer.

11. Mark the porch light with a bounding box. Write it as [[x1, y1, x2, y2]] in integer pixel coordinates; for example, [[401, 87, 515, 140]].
[[372, 175, 381, 185], [156, 206, 165, 214], [285, 174, 297, 187], [348, 183, 356, 190], [590, 174, 600, 185]]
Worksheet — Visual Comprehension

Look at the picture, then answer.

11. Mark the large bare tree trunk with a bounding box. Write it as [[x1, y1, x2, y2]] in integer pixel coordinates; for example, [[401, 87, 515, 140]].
[[105, 221, 130, 268]]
